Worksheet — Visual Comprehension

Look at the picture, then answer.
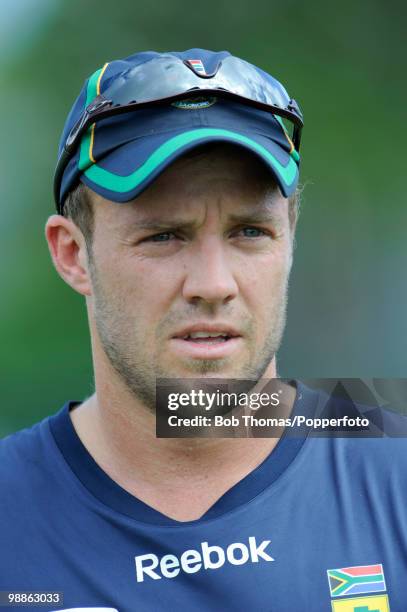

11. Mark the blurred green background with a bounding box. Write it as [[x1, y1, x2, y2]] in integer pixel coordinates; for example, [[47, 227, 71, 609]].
[[1, 0, 406, 436]]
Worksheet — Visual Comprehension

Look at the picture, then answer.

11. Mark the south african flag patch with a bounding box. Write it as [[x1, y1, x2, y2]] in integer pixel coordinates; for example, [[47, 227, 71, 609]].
[[187, 59, 206, 75], [327, 564, 386, 597]]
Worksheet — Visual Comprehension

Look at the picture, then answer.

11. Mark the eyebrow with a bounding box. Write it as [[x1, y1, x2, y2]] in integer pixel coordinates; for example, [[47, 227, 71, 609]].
[[126, 219, 198, 232], [227, 210, 283, 225]]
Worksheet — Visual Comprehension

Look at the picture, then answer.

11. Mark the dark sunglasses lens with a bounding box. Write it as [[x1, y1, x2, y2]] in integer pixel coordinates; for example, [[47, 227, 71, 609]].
[[102, 55, 294, 115], [217, 56, 291, 109], [103, 56, 196, 105]]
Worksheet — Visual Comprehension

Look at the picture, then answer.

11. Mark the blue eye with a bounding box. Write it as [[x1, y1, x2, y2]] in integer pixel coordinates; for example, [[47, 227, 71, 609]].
[[150, 232, 173, 242], [241, 227, 265, 238]]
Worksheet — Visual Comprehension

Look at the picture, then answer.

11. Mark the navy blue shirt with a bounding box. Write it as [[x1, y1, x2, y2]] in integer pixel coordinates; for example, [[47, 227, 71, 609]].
[[1, 384, 406, 611]]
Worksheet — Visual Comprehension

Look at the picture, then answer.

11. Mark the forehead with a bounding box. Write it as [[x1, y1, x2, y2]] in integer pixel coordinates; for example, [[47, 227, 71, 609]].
[[92, 143, 285, 227]]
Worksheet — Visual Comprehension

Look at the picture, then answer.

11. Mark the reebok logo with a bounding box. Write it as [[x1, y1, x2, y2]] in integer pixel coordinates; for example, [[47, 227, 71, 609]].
[[134, 537, 274, 582]]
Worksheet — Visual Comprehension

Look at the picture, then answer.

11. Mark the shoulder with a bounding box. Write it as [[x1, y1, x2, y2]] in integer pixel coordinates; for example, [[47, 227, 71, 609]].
[[0, 418, 45, 458], [0, 415, 55, 495], [313, 388, 407, 479], [298, 383, 406, 467]]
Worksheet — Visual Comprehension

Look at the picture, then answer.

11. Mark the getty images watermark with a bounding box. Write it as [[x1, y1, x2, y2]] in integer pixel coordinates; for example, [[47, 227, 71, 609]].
[[155, 379, 407, 438]]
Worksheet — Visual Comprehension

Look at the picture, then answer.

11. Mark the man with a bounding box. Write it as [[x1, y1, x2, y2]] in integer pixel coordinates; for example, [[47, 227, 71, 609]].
[[0, 49, 405, 612]]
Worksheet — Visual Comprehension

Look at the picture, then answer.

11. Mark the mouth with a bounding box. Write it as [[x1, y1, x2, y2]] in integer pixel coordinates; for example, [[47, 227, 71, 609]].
[[171, 325, 242, 359], [181, 331, 233, 344]]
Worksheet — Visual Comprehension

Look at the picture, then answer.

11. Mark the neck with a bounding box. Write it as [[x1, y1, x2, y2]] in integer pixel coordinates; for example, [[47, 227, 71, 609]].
[[70, 357, 296, 521]]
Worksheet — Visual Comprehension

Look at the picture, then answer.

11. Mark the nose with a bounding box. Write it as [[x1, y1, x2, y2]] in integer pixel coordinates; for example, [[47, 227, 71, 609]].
[[182, 237, 239, 306]]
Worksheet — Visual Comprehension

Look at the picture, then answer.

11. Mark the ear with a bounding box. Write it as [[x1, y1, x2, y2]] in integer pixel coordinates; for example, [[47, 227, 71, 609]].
[[45, 214, 93, 296]]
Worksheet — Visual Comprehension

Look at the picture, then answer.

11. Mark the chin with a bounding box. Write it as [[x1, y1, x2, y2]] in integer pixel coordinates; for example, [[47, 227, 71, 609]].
[[167, 360, 246, 380]]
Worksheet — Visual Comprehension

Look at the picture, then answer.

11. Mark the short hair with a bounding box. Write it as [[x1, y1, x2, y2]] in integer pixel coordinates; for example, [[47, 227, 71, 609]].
[[62, 181, 94, 252], [62, 146, 301, 247]]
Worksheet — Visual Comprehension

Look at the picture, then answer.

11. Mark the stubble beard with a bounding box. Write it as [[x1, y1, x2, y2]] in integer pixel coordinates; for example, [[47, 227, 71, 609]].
[[90, 262, 289, 414]]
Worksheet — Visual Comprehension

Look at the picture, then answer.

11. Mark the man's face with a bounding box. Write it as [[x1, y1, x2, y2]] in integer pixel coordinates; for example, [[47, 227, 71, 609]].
[[86, 145, 296, 410]]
